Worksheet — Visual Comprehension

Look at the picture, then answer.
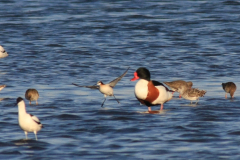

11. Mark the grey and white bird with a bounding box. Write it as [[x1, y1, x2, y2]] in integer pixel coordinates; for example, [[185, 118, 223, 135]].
[[73, 67, 130, 107], [17, 97, 43, 140], [222, 82, 237, 99], [25, 89, 39, 105], [0, 45, 8, 58]]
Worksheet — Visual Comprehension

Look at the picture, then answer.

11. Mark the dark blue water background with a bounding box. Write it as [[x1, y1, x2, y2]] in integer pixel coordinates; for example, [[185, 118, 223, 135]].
[[0, 0, 240, 159]]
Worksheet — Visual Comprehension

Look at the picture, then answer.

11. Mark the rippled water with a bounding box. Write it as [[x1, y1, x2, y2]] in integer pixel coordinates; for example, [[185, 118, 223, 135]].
[[1, 0, 240, 159]]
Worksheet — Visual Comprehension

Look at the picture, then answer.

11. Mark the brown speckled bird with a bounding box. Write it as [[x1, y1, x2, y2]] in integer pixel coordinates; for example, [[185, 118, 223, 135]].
[[177, 85, 206, 104], [222, 82, 237, 99], [25, 89, 39, 105], [164, 80, 193, 98]]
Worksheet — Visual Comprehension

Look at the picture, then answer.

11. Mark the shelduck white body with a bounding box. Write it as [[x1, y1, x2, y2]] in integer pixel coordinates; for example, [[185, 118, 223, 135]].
[[135, 79, 172, 105]]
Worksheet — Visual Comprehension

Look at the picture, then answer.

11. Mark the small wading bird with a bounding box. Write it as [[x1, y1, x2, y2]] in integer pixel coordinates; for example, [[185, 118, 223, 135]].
[[222, 82, 237, 99], [25, 89, 39, 105], [131, 67, 174, 112], [73, 67, 130, 107], [177, 85, 206, 104], [164, 80, 193, 98], [17, 97, 43, 140]]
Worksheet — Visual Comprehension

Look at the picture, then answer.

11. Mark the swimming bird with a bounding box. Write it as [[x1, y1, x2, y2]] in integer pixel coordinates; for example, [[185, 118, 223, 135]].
[[0, 45, 8, 58], [164, 80, 193, 98], [0, 85, 6, 91], [72, 67, 130, 107], [222, 82, 237, 99], [25, 89, 39, 105], [131, 67, 173, 112], [17, 97, 43, 140], [177, 85, 206, 104]]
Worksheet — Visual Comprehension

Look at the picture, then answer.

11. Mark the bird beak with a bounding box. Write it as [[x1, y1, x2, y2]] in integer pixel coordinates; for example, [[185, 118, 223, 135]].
[[130, 72, 139, 81]]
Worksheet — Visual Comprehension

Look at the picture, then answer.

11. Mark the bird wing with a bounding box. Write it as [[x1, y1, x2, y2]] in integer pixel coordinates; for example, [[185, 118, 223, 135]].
[[187, 88, 206, 97], [0, 85, 6, 91], [163, 82, 179, 90], [108, 67, 130, 88], [72, 83, 99, 89], [164, 80, 186, 89], [30, 114, 42, 125], [152, 80, 174, 92]]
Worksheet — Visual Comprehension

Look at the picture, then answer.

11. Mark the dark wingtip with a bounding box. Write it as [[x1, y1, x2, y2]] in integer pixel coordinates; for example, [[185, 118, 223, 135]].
[[72, 83, 79, 86], [16, 97, 24, 104]]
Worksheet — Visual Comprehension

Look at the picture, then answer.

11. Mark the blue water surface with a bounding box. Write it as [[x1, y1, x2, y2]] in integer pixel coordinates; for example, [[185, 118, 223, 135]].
[[0, 0, 240, 159]]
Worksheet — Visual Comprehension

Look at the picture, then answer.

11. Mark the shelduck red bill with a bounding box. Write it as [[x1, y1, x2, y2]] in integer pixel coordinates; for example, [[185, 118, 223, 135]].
[[131, 72, 139, 81]]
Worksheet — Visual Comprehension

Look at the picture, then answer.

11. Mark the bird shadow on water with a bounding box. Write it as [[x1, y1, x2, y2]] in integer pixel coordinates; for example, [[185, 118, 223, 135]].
[[100, 106, 119, 110], [172, 97, 181, 100], [11, 139, 48, 150], [180, 103, 199, 107], [137, 109, 171, 114]]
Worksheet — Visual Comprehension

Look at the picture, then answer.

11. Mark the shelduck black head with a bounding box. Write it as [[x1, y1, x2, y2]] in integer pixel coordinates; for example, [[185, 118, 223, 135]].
[[131, 67, 151, 81]]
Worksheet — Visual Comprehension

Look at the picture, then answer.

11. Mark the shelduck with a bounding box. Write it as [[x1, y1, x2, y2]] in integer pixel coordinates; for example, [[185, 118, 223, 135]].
[[131, 67, 173, 112]]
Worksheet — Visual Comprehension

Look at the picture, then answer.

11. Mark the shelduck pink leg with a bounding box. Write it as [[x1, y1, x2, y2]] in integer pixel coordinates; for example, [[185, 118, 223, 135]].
[[160, 104, 164, 110], [148, 107, 152, 112]]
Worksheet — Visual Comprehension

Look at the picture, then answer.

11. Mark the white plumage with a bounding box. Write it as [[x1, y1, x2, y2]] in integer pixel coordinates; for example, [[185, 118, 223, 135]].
[[0, 45, 8, 58], [17, 97, 43, 140], [134, 79, 148, 100], [131, 68, 173, 111], [152, 86, 173, 105]]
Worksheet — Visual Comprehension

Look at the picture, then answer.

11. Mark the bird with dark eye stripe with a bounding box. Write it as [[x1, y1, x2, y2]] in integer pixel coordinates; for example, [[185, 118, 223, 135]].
[[17, 97, 43, 140], [0, 45, 8, 58]]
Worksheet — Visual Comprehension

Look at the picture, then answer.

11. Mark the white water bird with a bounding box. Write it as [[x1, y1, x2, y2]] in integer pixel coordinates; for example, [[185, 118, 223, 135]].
[[73, 67, 130, 107], [17, 97, 43, 140], [0, 45, 8, 58]]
